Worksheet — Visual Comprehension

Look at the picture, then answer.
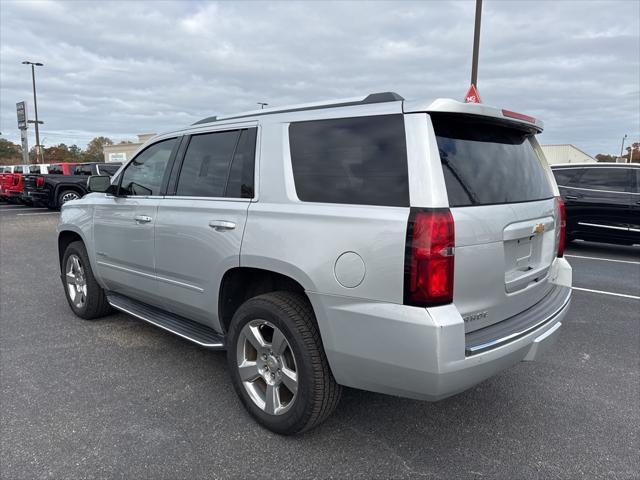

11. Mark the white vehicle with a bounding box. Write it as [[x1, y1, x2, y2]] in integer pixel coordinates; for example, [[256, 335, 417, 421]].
[[58, 92, 572, 434]]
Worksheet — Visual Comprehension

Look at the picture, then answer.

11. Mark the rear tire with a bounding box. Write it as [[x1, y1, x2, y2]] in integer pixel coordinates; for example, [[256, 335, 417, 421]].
[[62, 241, 111, 320], [227, 291, 342, 435]]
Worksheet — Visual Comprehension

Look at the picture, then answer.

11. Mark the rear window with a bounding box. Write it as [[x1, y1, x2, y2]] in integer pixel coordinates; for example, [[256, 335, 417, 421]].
[[289, 115, 409, 207], [433, 114, 553, 207], [29, 165, 41, 174], [14, 166, 23, 173], [48, 164, 63, 175]]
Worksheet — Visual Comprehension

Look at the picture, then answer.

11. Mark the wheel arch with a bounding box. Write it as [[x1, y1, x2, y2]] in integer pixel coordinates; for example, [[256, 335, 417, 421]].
[[218, 266, 311, 335]]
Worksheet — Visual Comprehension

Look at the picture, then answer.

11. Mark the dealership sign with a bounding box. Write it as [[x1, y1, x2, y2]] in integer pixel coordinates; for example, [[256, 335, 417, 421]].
[[16, 101, 27, 129], [108, 152, 127, 163]]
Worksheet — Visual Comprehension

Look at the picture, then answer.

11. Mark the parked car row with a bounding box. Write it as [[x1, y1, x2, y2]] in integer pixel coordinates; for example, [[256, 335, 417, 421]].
[[0, 162, 121, 209]]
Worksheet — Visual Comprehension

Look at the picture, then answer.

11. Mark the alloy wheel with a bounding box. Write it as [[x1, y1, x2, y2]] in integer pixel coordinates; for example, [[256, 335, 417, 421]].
[[236, 320, 298, 415], [65, 254, 87, 308]]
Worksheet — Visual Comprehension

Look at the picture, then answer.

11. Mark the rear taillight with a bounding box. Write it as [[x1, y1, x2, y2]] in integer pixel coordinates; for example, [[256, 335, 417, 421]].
[[404, 208, 455, 307], [555, 196, 566, 257], [36, 176, 44, 188], [12, 175, 19, 186]]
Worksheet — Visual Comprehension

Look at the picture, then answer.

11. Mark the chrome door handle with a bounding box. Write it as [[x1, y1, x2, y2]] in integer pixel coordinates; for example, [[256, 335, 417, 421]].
[[134, 215, 153, 224], [209, 220, 236, 231]]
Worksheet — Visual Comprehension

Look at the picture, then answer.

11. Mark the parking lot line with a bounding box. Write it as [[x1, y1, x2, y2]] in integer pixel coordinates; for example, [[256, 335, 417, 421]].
[[573, 286, 640, 300], [565, 254, 640, 266], [16, 211, 59, 216], [1, 208, 49, 213]]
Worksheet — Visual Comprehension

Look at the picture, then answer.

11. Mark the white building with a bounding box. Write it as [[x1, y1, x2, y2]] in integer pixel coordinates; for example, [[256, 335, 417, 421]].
[[103, 133, 156, 163], [541, 144, 596, 165]]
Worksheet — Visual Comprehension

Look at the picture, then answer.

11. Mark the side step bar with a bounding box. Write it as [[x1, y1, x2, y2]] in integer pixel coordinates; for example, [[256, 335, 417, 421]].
[[107, 292, 225, 349]]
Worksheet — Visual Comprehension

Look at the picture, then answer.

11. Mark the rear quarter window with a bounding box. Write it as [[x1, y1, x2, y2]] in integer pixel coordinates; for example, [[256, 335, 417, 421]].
[[289, 115, 409, 207]]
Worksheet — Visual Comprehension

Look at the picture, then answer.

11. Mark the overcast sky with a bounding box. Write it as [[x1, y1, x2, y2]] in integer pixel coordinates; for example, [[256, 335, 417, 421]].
[[1, 0, 638, 156]]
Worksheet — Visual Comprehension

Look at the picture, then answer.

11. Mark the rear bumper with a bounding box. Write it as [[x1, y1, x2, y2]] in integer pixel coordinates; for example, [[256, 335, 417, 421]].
[[310, 258, 572, 401]]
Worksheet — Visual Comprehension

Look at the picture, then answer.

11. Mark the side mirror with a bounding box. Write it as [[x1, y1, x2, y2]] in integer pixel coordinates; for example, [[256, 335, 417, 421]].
[[87, 175, 115, 194]]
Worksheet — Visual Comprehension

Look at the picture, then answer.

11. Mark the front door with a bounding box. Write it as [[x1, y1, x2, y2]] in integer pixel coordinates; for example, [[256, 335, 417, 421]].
[[93, 137, 178, 305], [154, 127, 257, 331]]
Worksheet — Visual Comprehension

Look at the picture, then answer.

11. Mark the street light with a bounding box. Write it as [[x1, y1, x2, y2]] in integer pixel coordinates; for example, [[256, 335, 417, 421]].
[[257, 102, 268, 109], [22, 61, 44, 163], [619, 134, 628, 162]]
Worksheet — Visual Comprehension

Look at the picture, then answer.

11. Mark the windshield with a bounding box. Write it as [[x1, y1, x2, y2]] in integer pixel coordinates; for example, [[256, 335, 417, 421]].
[[432, 114, 553, 207]]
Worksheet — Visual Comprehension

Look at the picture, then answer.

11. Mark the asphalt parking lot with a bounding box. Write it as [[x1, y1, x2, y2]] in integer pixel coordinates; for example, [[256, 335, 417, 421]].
[[1, 202, 638, 480]]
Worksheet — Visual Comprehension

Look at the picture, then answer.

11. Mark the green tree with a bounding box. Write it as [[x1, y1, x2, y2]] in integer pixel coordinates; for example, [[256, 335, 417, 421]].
[[0, 138, 21, 160], [43, 144, 73, 163], [84, 136, 113, 163], [68, 144, 84, 162], [595, 153, 617, 163]]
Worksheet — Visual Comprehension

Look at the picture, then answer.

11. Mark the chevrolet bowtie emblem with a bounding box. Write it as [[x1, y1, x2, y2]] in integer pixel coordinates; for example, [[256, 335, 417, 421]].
[[533, 223, 545, 234]]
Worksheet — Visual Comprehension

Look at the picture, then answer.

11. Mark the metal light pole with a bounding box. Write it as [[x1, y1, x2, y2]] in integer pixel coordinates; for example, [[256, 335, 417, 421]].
[[22, 61, 44, 163], [470, 0, 483, 88], [619, 134, 627, 162], [257, 102, 268, 109]]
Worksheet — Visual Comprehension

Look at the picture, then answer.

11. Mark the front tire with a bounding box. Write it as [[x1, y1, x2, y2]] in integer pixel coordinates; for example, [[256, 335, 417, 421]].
[[227, 292, 342, 435], [62, 241, 111, 320]]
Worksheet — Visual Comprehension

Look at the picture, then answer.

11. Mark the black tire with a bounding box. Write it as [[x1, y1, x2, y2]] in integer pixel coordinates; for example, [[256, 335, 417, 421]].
[[61, 240, 111, 320], [227, 291, 342, 435], [57, 189, 81, 207]]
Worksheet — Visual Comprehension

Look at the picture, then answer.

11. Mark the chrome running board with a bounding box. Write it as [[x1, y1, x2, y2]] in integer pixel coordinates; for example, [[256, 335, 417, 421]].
[[107, 292, 225, 349]]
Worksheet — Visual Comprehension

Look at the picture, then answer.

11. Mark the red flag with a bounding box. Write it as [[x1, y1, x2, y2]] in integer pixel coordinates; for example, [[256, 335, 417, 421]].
[[464, 84, 481, 103]]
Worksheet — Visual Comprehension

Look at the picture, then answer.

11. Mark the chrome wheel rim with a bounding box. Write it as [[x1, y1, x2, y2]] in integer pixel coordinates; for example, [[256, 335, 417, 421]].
[[236, 320, 298, 416], [65, 254, 87, 308], [61, 192, 80, 204]]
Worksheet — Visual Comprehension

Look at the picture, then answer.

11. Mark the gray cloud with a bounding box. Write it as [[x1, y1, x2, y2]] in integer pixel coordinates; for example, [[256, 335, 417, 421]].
[[1, 0, 638, 155]]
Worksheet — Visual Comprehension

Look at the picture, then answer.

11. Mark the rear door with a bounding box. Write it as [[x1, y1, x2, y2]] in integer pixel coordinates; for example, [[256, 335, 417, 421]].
[[154, 126, 257, 330], [431, 114, 558, 332]]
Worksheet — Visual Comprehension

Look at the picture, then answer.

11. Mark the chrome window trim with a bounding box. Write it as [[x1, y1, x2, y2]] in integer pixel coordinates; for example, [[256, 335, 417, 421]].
[[559, 185, 639, 195], [578, 222, 629, 232]]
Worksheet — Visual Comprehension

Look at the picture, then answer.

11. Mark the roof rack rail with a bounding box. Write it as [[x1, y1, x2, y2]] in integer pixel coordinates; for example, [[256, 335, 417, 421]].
[[192, 115, 217, 125], [191, 91, 404, 125]]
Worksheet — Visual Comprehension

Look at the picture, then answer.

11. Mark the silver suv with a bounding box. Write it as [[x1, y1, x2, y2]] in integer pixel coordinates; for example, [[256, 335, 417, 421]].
[[58, 92, 572, 434]]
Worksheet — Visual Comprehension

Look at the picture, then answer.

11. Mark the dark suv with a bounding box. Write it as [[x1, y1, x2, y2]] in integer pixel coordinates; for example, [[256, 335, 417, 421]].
[[551, 163, 639, 245]]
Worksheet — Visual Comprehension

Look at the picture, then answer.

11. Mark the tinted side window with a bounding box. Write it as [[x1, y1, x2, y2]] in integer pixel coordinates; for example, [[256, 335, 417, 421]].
[[97, 163, 121, 176], [552, 168, 580, 186], [576, 168, 629, 192], [14, 166, 23, 173], [176, 130, 240, 197], [226, 129, 257, 198], [289, 115, 409, 207], [29, 165, 41, 174], [48, 165, 62, 175], [120, 139, 176, 196], [74, 165, 93, 176]]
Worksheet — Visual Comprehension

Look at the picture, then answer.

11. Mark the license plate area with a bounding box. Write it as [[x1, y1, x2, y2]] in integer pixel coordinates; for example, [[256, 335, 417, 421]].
[[503, 217, 555, 293]]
